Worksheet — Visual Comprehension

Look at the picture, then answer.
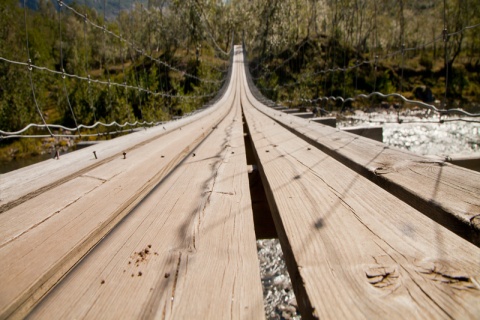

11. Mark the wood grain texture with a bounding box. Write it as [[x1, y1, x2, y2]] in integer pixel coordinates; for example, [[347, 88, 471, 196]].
[[28, 49, 264, 319], [3, 43, 479, 320], [0, 53, 239, 319], [243, 62, 480, 246], [240, 49, 480, 319]]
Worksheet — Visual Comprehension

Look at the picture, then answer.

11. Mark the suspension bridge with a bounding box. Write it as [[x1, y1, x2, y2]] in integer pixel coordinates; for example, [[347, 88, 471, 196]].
[[1, 1, 480, 319], [0, 43, 479, 319]]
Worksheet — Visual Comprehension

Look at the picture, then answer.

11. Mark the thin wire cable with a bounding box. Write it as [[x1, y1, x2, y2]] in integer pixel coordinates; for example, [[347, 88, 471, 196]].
[[137, 4, 229, 73], [254, 22, 479, 91], [0, 56, 218, 99], [1, 1, 234, 140], [58, 1, 81, 136], [1, 38, 235, 140], [253, 15, 480, 117], [1, 47, 235, 139], [1, 121, 159, 136], [340, 115, 480, 125], [443, 0, 449, 108], [0, 106, 208, 139], [61, 1, 222, 84], [251, 39, 311, 81], [244, 36, 479, 119], [23, 0, 54, 137], [259, 36, 444, 91], [292, 91, 480, 117], [331, 0, 337, 97], [189, 0, 230, 57], [82, 0, 98, 127]]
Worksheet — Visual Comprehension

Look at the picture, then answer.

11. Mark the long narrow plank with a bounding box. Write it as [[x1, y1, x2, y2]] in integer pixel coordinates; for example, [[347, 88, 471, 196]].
[[29, 51, 264, 318], [240, 53, 480, 319], [0, 126, 205, 250], [0, 61, 238, 319], [0, 176, 103, 249], [242, 58, 480, 245]]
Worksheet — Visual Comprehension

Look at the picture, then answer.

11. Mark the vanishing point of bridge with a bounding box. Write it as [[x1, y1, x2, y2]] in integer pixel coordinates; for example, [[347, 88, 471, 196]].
[[0, 45, 479, 319]]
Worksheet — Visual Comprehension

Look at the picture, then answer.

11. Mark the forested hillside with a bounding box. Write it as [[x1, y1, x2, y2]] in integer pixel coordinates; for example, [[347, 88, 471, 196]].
[[1, 0, 479, 161], [241, 0, 480, 112], [1, 0, 231, 160]]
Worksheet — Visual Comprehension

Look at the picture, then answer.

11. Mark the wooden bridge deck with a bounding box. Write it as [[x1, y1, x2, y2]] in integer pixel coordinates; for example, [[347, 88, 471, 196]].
[[0, 45, 479, 319]]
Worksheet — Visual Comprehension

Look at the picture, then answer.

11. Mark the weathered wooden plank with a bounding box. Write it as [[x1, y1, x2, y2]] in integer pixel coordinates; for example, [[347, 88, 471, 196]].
[[243, 66, 480, 245], [0, 61, 238, 319], [28, 57, 264, 319], [240, 62, 480, 319], [0, 176, 103, 249]]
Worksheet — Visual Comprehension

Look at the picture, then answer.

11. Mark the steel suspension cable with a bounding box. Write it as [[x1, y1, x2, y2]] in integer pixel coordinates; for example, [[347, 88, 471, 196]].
[[23, 0, 54, 137], [58, 0, 81, 136]]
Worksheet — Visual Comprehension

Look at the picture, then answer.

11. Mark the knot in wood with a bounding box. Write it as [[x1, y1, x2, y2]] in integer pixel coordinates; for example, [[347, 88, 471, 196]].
[[365, 266, 399, 289], [471, 215, 480, 230]]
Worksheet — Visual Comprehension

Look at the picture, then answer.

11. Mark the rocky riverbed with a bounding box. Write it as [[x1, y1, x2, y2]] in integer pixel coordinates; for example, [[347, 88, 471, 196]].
[[257, 239, 300, 319]]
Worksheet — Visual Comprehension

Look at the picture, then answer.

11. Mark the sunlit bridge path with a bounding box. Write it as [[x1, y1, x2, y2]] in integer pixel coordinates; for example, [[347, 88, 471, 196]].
[[0, 44, 479, 319]]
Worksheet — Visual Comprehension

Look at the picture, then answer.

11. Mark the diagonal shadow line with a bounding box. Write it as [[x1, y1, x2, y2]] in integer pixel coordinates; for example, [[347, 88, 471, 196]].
[[245, 102, 389, 238], [243, 68, 480, 246], [429, 164, 446, 259]]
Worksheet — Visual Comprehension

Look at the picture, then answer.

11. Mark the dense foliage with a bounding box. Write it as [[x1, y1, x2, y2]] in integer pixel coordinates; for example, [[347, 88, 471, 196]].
[[24, 0, 149, 18], [1, 0, 479, 161], [0, 0, 229, 136], [240, 0, 480, 111]]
